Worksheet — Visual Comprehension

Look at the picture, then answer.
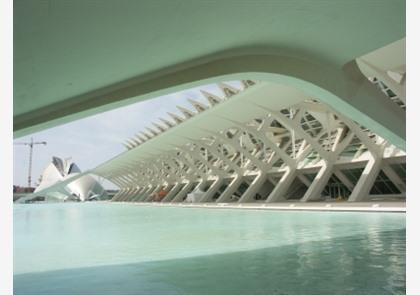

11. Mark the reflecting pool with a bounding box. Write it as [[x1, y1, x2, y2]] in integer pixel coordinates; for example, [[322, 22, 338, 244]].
[[14, 203, 405, 295]]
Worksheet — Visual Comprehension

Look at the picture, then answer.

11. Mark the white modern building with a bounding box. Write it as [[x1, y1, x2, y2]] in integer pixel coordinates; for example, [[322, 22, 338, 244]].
[[13, 2, 406, 206], [17, 157, 108, 203], [18, 39, 405, 206], [92, 39, 405, 204]]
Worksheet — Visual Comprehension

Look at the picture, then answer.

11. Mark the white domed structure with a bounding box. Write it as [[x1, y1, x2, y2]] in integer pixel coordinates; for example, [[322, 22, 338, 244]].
[[19, 157, 108, 203]]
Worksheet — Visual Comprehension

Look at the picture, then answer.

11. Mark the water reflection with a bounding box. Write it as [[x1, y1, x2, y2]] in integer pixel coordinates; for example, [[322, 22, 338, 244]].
[[14, 204, 406, 295], [14, 228, 406, 295]]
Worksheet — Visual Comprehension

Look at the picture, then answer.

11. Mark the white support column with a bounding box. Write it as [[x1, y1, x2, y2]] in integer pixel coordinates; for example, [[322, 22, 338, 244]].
[[297, 174, 312, 187], [125, 188, 139, 201], [138, 185, 156, 202], [333, 169, 355, 191], [161, 183, 182, 203], [114, 174, 131, 201], [238, 172, 268, 203], [196, 138, 245, 198], [173, 151, 208, 203], [300, 161, 334, 202], [117, 179, 133, 201], [133, 186, 148, 202], [323, 105, 386, 202], [216, 175, 243, 203], [118, 189, 130, 201], [382, 164, 405, 193], [119, 173, 140, 201], [114, 187, 130, 201], [172, 181, 195, 203], [144, 185, 163, 202], [200, 177, 224, 202], [266, 168, 298, 202], [120, 180, 139, 201], [123, 187, 140, 202], [131, 184, 149, 202], [113, 189, 126, 202], [195, 132, 249, 203], [176, 149, 207, 183], [195, 178, 207, 192], [348, 156, 382, 202], [110, 177, 127, 201], [131, 186, 148, 202], [178, 144, 223, 202]]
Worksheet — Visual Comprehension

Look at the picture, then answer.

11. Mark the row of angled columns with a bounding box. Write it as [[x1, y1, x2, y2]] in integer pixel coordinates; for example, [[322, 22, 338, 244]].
[[107, 99, 404, 203]]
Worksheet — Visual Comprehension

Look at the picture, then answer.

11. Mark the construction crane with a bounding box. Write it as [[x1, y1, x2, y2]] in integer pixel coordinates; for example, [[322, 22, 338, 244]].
[[14, 137, 47, 188]]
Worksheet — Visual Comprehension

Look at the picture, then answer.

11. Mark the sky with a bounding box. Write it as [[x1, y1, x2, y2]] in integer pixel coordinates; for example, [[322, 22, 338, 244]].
[[13, 81, 244, 189]]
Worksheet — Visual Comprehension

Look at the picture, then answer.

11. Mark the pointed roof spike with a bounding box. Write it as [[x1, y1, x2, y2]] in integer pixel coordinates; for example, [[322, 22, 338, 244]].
[[176, 105, 196, 119], [167, 112, 184, 124], [134, 133, 147, 143], [241, 80, 256, 88], [125, 139, 137, 148], [152, 122, 167, 132], [140, 131, 153, 140], [187, 98, 208, 113], [122, 142, 132, 150], [129, 138, 140, 146], [145, 126, 159, 136], [159, 117, 175, 128], [131, 136, 143, 145], [200, 90, 221, 106], [218, 82, 239, 98]]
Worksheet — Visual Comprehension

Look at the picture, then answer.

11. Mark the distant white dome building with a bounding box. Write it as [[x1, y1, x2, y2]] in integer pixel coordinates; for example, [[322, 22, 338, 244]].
[[22, 157, 108, 202]]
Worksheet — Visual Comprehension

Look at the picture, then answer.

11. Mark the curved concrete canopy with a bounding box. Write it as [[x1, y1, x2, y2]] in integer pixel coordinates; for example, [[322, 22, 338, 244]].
[[14, 0, 405, 146]]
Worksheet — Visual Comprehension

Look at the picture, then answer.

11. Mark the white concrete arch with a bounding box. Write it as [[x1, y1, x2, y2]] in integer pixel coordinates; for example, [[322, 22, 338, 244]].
[[15, 49, 405, 151]]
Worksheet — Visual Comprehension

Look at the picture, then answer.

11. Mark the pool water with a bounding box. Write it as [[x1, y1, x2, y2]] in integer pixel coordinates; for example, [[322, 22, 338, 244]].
[[14, 203, 405, 295]]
